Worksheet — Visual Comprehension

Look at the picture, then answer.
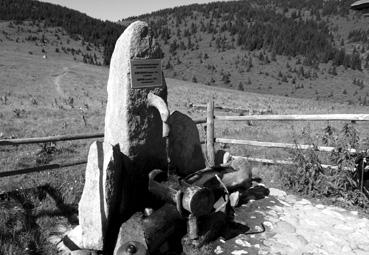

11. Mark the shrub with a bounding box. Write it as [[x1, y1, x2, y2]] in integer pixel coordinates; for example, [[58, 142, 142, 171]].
[[281, 124, 369, 208]]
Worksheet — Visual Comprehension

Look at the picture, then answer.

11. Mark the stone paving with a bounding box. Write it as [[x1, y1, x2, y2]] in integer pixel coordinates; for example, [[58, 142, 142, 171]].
[[216, 187, 369, 255], [49, 187, 369, 255]]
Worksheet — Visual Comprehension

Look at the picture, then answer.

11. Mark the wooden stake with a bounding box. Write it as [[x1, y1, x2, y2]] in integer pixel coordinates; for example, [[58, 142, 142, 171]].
[[207, 100, 215, 167]]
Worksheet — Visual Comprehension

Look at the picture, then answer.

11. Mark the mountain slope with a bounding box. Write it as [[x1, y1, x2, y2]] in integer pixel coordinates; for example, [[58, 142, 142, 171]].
[[122, 0, 369, 105], [0, 0, 125, 64]]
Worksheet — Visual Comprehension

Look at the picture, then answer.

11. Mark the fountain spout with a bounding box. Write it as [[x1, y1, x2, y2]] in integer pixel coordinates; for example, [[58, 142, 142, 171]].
[[147, 92, 170, 138]]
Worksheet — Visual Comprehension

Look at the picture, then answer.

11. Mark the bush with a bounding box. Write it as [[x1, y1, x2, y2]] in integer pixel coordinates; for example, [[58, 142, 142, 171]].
[[281, 124, 369, 209]]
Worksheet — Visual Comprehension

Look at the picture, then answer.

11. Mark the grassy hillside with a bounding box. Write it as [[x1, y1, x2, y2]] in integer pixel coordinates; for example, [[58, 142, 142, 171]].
[[0, 0, 125, 64], [122, 0, 369, 105]]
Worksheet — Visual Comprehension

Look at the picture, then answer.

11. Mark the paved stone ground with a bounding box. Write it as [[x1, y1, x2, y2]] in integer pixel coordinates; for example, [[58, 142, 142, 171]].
[[215, 188, 369, 255], [49, 187, 369, 255]]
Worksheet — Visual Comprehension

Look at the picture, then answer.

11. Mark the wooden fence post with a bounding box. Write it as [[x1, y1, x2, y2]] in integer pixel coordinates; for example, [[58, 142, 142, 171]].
[[207, 100, 215, 167]]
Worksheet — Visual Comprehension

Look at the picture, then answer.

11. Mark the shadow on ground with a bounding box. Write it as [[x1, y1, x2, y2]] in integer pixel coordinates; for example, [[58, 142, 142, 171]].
[[0, 184, 78, 254]]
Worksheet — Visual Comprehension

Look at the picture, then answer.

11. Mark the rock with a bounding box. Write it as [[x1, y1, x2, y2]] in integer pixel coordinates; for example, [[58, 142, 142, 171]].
[[231, 250, 248, 255], [230, 191, 240, 207], [78, 141, 123, 250], [104, 20, 168, 216], [321, 208, 345, 220], [64, 225, 83, 250], [351, 211, 359, 216], [277, 199, 291, 207], [296, 198, 311, 205], [104, 20, 167, 167], [263, 221, 273, 229], [235, 238, 251, 247], [214, 246, 224, 254], [113, 213, 147, 255], [168, 111, 205, 176], [315, 204, 325, 209], [275, 221, 296, 233], [269, 188, 287, 198], [285, 194, 297, 203]]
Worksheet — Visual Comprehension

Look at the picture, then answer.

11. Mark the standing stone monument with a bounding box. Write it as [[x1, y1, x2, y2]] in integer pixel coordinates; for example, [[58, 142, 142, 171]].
[[76, 21, 168, 252]]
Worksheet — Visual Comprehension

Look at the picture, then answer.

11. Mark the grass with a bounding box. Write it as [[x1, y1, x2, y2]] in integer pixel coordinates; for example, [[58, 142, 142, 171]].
[[2, 44, 369, 253]]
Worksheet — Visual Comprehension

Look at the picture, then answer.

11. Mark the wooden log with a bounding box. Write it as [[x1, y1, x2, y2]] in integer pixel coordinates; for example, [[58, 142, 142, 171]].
[[0, 133, 104, 146], [190, 104, 252, 114], [207, 100, 215, 167], [215, 138, 357, 153], [215, 114, 369, 122], [181, 186, 214, 217], [231, 156, 347, 170], [148, 170, 179, 203], [148, 170, 214, 217], [0, 160, 87, 178]]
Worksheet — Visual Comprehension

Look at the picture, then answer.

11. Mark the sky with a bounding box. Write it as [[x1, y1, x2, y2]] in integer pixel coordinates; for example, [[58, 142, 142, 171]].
[[39, 0, 228, 22]]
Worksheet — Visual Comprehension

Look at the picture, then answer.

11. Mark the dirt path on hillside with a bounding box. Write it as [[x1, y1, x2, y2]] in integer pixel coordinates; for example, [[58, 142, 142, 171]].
[[54, 65, 78, 97], [54, 67, 69, 97]]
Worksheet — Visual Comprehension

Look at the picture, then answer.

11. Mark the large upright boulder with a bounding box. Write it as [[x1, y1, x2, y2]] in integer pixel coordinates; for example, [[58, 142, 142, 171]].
[[104, 21, 167, 217], [104, 20, 168, 215], [168, 111, 205, 176], [104, 20, 167, 166]]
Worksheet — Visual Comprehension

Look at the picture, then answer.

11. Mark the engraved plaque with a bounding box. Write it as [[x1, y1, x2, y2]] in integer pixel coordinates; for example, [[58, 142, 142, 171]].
[[130, 59, 163, 88]]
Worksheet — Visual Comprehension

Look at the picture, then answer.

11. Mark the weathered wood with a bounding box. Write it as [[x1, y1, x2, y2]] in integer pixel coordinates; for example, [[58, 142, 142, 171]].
[[148, 170, 179, 203], [231, 156, 344, 170], [190, 104, 256, 114], [206, 100, 215, 167], [0, 133, 104, 146], [215, 138, 357, 153], [181, 186, 214, 217], [0, 160, 87, 178], [193, 117, 207, 124], [215, 114, 369, 122], [148, 170, 214, 217]]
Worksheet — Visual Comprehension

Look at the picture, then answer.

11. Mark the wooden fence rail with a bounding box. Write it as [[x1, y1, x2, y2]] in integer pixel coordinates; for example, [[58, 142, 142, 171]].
[[0, 160, 87, 178], [0, 118, 206, 147], [215, 138, 357, 153], [0, 133, 104, 146], [215, 114, 369, 122], [231, 156, 342, 170]]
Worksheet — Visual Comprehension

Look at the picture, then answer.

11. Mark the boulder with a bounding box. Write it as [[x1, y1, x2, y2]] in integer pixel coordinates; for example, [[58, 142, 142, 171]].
[[104, 20, 167, 172], [113, 213, 147, 255], [168, 111, 205, 176], [78, 141, 123, 250]]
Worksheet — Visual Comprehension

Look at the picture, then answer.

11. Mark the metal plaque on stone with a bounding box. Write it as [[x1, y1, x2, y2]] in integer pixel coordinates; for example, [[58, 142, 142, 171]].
[[130, 59, 163, 89]]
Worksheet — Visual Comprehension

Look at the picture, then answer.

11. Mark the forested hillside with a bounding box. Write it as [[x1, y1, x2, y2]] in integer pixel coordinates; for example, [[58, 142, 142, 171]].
[[0, 0, 125, 64], [122, 0, 369, 104]]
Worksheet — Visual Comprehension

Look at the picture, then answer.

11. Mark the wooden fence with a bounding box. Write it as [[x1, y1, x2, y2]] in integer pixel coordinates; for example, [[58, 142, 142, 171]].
[[204, 99, 369, 169], [1, 101, 368, 178], [0, 118, 206, 178]]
